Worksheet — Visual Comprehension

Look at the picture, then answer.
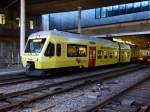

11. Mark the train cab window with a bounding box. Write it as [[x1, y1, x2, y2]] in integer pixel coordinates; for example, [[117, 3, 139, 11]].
[[25, 39, 46, 53], [45, 42, 55, 56], [57, 44, 61, 56], [67, 44, 87, 57]]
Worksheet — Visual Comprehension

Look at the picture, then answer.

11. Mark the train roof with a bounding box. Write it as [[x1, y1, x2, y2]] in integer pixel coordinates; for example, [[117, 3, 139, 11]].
[[30, 30, 116, 44], [30, 30, 96, 40]]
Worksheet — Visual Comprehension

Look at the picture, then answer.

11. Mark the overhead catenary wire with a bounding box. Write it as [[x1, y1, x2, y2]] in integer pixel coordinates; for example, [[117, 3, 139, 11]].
[[4, 0, 18, 10]]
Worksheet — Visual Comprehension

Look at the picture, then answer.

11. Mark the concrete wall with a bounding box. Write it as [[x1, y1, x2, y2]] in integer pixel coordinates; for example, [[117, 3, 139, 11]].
[[49, 11, 77, 30], [0, 39, 20, 65], [0, 8, 39, 66]]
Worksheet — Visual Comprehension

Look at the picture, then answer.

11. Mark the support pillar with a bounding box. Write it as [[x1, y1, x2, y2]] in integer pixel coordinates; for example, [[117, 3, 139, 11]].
[[20, 0, 25, 56], [77, 7, 82, 34]]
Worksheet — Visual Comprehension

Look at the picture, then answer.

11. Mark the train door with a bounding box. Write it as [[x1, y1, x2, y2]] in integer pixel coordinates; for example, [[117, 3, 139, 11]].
[[89, 47, 96, 67]]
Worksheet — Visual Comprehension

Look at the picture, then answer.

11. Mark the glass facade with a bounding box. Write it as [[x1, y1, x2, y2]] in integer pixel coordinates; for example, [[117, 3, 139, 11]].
[[0, 14, 5, 25], [42, 14, 50, 30], [95, 0, 150, 19], [29, 20, 34, 30]]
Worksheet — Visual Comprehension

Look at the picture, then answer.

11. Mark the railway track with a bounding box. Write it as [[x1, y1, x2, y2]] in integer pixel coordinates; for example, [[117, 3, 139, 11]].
[[0, 74, 37, 86], [0, 64, 139, 87], [0, 64, 148, 111], [85, 74, 150, 112], [87, 80, 150, 112]]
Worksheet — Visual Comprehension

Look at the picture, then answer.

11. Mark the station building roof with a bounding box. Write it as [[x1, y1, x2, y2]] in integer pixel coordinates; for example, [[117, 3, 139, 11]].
[[0, 0, 149, 48]]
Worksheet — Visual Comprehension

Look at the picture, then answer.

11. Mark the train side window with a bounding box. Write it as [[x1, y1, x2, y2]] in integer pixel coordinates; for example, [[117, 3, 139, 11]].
[[127, 52, 130, 57], [45, 42, 55, 56], [104, 51, 107, 59], [78, 45, 87, 57], [97, 50, 103, 59], [109, 52, 113, 58], [67, 44, 87, 57], [57, 44, 61, 56], [114, 51, 118, 58], [125, 51, 128, 57]]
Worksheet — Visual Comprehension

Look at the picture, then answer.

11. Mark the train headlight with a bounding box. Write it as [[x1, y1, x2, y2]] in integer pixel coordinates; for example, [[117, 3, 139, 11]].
[[21, 57, 25, 61]]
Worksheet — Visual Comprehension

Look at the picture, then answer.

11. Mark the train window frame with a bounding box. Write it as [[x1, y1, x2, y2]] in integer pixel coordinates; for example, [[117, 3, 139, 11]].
[[124, 51, 128, 57], [97, 50, 103, 59], [104, 50, 108, 59], [127, 51, 130, 57], [45, 42, 55, 57], [25, 38, 46, 53], [109, 52, 113, 59], [114, 51, 118, 58], [67, 44, 87, 57], [57, 44, 61, 56]]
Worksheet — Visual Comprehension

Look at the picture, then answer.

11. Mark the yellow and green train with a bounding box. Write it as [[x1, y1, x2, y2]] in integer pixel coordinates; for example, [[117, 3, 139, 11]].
[[22, 30, 131, 76]]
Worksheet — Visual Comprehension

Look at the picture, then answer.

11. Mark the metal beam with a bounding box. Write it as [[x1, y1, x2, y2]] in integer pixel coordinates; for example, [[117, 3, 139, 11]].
[[77, 6, 82, 34], [68, 20, 150, 36]]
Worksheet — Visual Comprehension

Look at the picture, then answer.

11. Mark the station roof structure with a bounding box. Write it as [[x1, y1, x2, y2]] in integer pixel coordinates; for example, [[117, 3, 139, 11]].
[[114, 35, 150, 48], [0, 0, 149, 48], [0, 0, 142, 15]]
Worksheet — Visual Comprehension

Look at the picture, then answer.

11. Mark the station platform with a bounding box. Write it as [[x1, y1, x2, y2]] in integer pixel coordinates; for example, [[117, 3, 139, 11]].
[[0, 65, 25, 76]]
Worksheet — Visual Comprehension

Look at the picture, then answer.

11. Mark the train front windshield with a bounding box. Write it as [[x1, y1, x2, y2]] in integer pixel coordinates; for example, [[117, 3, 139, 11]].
[[25, 38, 46, 53]]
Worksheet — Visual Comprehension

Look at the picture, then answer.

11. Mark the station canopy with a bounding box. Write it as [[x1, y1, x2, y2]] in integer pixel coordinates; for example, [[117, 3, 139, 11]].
[[0, 0, 142, 15], [0, 0, 149, 48]]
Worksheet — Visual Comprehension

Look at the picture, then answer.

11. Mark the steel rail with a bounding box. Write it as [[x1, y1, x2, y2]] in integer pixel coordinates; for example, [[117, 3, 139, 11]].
[[0, 64, 137, 86], [0, 65, 148, 111], [85, 76, 150, 112], [0, 74, 38, 86]]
